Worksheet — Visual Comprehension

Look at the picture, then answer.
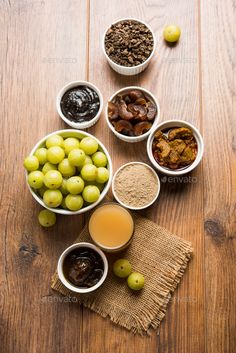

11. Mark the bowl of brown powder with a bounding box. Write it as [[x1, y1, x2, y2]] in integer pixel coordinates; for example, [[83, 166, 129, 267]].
[[112, 162, 160, 210]]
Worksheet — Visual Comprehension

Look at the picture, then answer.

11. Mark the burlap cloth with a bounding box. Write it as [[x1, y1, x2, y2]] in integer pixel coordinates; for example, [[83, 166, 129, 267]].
[[51, 213, 193, 335]]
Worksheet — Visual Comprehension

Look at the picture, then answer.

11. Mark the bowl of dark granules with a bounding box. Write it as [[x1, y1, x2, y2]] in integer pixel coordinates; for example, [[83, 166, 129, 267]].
[[103, 18, 156, 76]]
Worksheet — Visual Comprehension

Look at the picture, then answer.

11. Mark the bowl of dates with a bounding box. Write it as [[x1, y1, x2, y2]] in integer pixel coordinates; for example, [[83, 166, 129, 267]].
[[106, 87, 160, 143]]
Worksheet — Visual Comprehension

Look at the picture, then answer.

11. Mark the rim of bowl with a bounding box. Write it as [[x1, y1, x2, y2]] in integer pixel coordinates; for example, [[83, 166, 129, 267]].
[[56, 81, 104, 129], [102, 17, 156, 70], [112, 162, 161, 210], [88, 202, 135, 251], [147, 120, 204, 176], [106, 86, 160, 142], [57, 242, 108, 294], [26, 129, 113, 215]]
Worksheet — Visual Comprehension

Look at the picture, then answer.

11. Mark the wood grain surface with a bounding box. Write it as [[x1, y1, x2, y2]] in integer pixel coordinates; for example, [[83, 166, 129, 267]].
[[0, 1, 235, 353]]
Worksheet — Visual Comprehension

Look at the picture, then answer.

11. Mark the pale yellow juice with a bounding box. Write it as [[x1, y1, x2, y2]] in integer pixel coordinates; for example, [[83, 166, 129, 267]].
[[88, 204, 134, 251]]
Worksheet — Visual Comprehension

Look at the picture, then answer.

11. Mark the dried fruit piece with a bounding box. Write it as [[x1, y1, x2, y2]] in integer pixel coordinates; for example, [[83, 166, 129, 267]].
[[134, 121, 152, 136], [128, 89, 144, 101], [114, 120, 134, 136], [147, 102, 157, 121], [127, 104, 147, 120], [127, 103, 139, 117], [118, 100, 133, 120], [135, 98, 146, 105], [108, 102, 119, 120]]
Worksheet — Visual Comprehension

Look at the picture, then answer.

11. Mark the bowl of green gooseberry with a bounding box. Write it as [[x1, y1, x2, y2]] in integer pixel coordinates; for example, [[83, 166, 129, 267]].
[[24, 129, 113, 215]]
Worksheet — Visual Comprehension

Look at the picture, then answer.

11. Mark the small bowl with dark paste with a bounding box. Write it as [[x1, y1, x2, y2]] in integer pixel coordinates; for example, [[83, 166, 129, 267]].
[[147, 120, 204, 176], [57, 242, 108, 294], [56, 81, 103, 129]]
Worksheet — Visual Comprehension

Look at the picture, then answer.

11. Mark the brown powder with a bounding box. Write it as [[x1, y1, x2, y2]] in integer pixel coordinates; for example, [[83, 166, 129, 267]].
[[113, 163, 159, 208]]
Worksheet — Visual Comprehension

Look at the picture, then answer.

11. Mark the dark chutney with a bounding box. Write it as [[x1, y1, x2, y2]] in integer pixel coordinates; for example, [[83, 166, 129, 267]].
[[60, 86, 100, 123]]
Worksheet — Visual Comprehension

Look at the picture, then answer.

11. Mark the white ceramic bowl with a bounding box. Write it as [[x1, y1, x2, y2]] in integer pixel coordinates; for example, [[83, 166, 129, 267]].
[[57, 242, 108, 294], [26, 129, 112, 215], [112, 162, 161, 210], [106, 86, 160, 143], [147, 120, 204, 176], [56, 81, 103, 129], [102, 18, 156, 76]]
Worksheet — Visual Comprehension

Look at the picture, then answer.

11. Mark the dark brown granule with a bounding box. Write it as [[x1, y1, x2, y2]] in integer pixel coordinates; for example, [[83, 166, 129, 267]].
[[104, 20, 154, 67]]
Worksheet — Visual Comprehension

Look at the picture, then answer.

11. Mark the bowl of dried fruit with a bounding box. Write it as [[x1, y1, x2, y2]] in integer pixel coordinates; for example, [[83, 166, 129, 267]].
[[147, 120, 204, 176], [106, 87, 160, 143], [103, 18, 156, 76]]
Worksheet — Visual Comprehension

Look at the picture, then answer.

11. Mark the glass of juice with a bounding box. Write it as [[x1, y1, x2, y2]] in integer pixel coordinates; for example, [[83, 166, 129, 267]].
[[88, 203, 134, 252]]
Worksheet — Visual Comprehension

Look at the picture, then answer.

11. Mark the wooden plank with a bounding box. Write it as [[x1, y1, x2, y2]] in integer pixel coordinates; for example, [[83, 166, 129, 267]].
[[0, 1, 88, 352], [200, 0, 236, 352], [1, 0, 234, 352], [83, 1, 205, 352]]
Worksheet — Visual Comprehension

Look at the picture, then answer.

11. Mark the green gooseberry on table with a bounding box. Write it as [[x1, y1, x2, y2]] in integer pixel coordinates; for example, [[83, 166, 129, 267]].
[[38, 209, 56, 227], [163, 24, 181, 43]]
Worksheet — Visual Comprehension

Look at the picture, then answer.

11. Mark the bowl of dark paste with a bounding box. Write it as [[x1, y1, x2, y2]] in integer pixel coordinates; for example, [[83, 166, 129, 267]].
[[57, 242, 108, 293], [56, 81, 103, 129]]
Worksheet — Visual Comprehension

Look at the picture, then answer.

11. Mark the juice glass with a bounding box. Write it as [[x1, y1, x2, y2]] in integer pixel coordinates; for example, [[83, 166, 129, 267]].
[[88, 203, 134, 252]]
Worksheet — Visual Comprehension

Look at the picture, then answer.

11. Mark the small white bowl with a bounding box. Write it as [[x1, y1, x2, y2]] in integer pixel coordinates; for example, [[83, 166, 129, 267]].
[[106, 86, 160, 143], [112, 162, 161, 210], [102, 18, 156, 76], [147, 120, 204, 176], [26, 129, 112, 215], [56, 81, 103, 129], [57, 242, 108, 294]]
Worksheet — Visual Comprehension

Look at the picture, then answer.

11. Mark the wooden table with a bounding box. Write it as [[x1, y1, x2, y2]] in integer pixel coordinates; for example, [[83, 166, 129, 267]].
[[1, 1, 235, 352]]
